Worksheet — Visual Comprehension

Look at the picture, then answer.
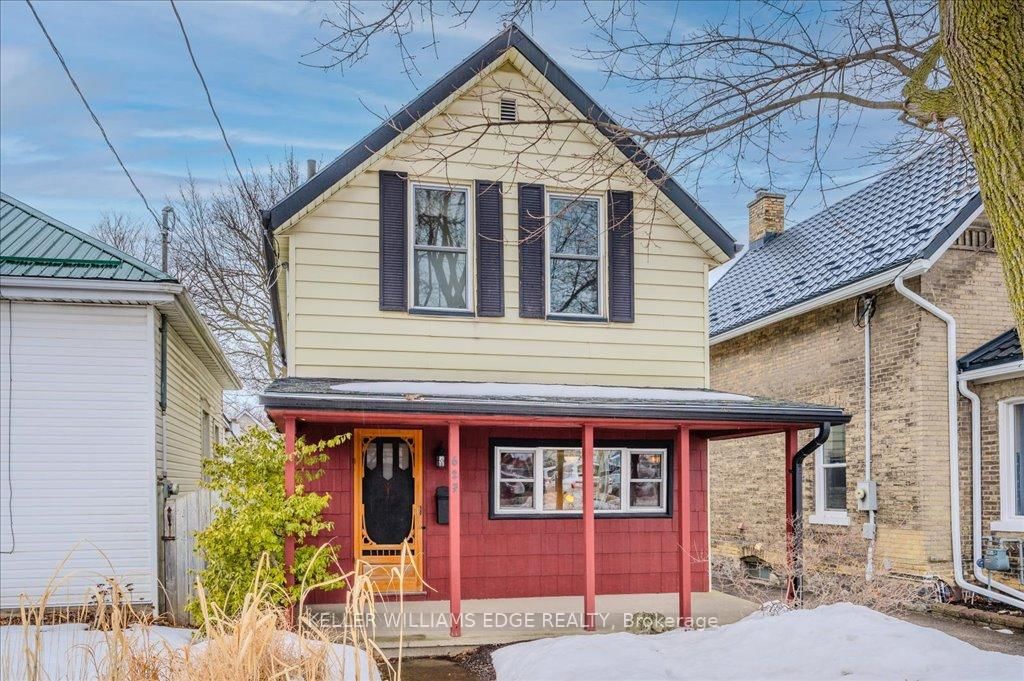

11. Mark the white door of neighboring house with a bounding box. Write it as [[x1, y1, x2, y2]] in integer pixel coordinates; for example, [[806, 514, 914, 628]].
[[0, 301, 156, 609]]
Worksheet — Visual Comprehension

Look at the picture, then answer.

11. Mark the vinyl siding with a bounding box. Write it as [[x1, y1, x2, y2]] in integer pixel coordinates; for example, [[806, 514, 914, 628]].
[[283, 59, 716, 387], [154, 316, 224, 494], [0, 301, 157, 608]]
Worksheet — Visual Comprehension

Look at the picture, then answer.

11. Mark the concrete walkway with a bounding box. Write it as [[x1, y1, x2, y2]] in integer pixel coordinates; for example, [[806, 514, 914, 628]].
[[313, 591, 758, 656]]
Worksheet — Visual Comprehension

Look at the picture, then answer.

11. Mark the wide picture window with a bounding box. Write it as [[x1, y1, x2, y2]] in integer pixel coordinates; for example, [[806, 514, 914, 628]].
[[494, 445, 667, 515], [412, 185, 470, 311], [548, 195, 602, 316]]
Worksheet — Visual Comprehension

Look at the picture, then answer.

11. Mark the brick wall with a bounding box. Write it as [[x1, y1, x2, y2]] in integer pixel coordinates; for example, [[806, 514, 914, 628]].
[[300, 423, 709, 603], [708, 234, 1013, 581]]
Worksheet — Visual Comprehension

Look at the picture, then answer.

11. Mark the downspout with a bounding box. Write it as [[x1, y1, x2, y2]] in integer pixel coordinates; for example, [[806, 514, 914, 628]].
[[958, 377, 1024, 600], [894, 267, 1024, 609], [159, 314, 168, 481], [790, 422, 832, 603]]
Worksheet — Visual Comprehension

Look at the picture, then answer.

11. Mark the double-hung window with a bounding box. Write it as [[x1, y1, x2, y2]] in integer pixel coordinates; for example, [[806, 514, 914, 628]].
[[994, 397, 1024, 532], [811, 425, 848, 525], [547, 195, 603, 317], [493, 443, 668, 516], [411, 185, 471, 311]]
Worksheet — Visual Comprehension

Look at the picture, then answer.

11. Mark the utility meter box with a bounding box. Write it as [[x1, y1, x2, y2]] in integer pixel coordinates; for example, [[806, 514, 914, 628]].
[[856, 480, 878, 511]]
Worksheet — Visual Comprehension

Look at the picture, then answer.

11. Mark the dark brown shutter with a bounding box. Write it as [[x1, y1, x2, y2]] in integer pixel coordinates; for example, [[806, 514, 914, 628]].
[[518, 183, 545, 318], [476, 181, 504, 317], [607, 190, 635, 322], [378, 171, 407, 311]]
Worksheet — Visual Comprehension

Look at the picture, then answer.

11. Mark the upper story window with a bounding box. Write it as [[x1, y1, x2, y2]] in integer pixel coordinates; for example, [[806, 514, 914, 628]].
[[547, 195, 603, 317], [811, 424, 848, 525], [994, 397, 1024, 532], [410, 185, 472, 312]]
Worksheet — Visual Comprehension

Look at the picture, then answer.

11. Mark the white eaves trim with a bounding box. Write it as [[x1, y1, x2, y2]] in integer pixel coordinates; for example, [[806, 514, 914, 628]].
[[710, 261, 929, 345], [959, 361, 1024, 384], [0, 275, 242, 390]]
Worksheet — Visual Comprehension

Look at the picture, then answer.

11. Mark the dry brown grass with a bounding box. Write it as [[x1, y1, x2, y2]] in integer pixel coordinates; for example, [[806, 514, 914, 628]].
[[0, 548, 421, 681], [712, 527, 920, 614]]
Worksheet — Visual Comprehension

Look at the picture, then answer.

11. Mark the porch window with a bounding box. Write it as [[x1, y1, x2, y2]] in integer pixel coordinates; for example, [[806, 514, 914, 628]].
[[811, 425, 848, 525], [547, 195, 603, 317], [993, 397, 1024, 532], [411, 184, 471, 311], [493, 443, 668, 516]]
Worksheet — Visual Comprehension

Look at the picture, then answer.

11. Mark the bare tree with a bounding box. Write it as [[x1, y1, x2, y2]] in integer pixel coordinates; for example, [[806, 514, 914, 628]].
[[307, 0, 1024, 339], [91, 212, 161, 268], [172, 156, 300, 388]]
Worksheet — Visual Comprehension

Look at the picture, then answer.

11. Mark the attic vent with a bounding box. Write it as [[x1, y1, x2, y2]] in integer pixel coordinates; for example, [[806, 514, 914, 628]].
[[954, 225, 995, 252], [500, 98, 517, 122]]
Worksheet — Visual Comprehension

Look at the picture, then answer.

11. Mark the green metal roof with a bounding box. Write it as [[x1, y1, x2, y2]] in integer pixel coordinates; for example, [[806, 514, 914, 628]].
[[0, 192, 173, 282]]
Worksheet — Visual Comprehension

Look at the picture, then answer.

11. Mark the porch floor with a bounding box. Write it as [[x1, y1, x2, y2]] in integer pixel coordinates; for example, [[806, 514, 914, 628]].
[[310, 591, 758, 656]]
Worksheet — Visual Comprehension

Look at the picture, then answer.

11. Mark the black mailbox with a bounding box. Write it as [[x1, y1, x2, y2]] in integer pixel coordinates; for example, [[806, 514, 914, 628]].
[[436, 486, 449, 525]]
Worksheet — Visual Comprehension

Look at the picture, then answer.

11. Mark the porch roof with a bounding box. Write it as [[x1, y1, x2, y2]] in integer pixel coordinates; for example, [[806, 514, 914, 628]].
[[261, 378, 849, 425]]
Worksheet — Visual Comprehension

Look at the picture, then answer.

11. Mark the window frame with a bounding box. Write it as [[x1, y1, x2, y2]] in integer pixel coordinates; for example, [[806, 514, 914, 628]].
[[993, 396, 1024, 532], [544, 193, 606, 320], [489, 438, 672, 519], [407, 182, 474, 314], [810, 424, 849, 526]]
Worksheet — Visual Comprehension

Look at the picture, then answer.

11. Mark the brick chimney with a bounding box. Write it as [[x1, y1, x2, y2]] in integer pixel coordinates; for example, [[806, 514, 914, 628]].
[[747, 189, 785, 246]]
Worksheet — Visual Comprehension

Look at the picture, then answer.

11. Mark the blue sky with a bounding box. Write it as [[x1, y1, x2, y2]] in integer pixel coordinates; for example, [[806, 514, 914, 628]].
[[1, 1, 901, 243]]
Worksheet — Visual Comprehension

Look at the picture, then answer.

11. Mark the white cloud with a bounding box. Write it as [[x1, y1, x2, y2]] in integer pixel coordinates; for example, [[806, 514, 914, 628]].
[[0, 135, 60, 163], [134, 126, 349, 152]]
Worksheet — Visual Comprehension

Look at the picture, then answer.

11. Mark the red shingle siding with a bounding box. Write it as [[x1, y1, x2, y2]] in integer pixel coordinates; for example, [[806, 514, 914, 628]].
[[300, 423, 709, 603]]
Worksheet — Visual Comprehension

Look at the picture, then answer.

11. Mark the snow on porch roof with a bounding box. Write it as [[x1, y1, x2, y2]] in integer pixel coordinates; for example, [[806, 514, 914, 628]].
[[261, 378, 850, 425]]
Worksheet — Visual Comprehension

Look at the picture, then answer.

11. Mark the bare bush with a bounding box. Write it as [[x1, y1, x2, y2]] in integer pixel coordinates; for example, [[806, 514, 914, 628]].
[[713, 527, 919, 614]]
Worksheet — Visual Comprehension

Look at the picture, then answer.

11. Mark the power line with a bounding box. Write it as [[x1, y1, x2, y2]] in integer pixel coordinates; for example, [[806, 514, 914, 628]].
[[168, 0, 261, 219], [25, 0, 163, 228], [168, 0, 280, 276]]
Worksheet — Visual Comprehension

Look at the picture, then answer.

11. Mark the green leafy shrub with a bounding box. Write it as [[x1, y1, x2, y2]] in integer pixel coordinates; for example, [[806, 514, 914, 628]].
[[187, 427, 349, 623]]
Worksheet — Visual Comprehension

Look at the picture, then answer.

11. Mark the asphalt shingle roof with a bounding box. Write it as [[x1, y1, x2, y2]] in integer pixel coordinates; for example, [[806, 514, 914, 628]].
[[0, 192, 171, 282], [958, 329, 1022, 372], [710, 142, 980, 337]]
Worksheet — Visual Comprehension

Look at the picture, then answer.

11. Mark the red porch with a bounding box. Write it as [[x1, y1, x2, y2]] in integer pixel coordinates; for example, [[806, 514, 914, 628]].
[[264, 380, 849, 639]]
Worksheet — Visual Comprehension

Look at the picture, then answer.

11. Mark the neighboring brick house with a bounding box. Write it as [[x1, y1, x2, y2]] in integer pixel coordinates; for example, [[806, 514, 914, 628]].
[[957, 329, 1024, 596], [707, 142, 1023, 607]]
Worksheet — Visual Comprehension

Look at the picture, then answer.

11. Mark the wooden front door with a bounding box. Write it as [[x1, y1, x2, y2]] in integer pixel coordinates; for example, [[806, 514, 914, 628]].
[[353, 429, 424, 594]]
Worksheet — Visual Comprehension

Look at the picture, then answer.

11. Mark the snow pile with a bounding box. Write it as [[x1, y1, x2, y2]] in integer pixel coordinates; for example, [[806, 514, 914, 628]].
[[0, 623, 379, 681], [332, 380, 754, 403], [492, 603, 1022, 681]]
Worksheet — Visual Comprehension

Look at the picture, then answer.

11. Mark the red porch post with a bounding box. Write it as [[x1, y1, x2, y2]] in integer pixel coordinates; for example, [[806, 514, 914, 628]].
[[284, 417, 296, 593], [676, 425, 692, 624], [784, 427, 798, 602], [582, 423, 596, 631], [448, 421, 462, 637]]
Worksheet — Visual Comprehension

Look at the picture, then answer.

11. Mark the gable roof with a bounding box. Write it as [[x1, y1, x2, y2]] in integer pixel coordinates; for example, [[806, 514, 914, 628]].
[[261, 24, 735, 257], [959, 329, 1022, 372], [1, 192, 172, 282], [710, 142, 980, 340]]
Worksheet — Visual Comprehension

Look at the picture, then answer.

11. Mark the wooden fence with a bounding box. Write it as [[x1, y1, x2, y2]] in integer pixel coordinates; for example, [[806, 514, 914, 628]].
[[161, 488, 218, 624]]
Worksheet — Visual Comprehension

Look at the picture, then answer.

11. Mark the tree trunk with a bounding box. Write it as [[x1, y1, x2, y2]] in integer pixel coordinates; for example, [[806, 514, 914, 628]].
[[940, 0, 1024, 341]]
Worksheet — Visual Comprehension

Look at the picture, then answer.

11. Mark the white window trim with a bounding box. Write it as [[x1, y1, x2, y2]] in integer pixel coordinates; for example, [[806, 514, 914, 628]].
[[407, 182, 474, 313], [544, 193, 606, 318], [492, 445, 668, 516], [992, 396, 1024, 532], [810, 429, 849, 526]]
